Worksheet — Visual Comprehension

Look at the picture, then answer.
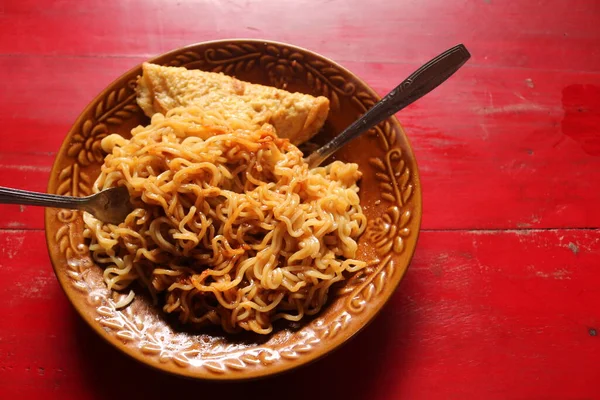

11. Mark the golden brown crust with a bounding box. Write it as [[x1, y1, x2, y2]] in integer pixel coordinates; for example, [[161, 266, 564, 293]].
[[135, 63, 330, 145]]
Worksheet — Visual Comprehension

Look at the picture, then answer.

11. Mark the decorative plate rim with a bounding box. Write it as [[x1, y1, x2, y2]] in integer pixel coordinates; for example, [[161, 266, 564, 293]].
[[44, 38, 422, 380]]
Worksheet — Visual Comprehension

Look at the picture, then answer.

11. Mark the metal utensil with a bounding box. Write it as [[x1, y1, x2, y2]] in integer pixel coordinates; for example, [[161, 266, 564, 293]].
[[0, 44, 469, 224], [304, 44, 471, 168], [0, 186, 133, 225]]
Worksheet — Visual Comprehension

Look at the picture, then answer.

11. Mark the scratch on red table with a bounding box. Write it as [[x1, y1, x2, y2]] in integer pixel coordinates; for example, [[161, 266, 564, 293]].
[[0, 234, 24, 260], [477, 102, 552, 115], [526, 265, 572, 280], [5, 221, 26, 229], [15, 275, 55, 299], [0, 164, 51, 172], [525, 78, 535, 88], [567, 242, 579, 254]]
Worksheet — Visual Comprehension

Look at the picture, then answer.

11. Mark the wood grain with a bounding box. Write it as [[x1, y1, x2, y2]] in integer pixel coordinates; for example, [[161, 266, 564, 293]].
[[0, 229, 598, 399]]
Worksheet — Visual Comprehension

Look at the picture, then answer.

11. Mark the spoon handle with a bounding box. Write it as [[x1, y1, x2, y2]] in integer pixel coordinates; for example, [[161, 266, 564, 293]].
[[305, 44, 471, 168], [0, 186, 87, 210]]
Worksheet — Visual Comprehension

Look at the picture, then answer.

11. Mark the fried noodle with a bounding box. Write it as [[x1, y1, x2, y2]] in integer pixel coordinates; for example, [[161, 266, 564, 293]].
[[83, 107, 367, 334]]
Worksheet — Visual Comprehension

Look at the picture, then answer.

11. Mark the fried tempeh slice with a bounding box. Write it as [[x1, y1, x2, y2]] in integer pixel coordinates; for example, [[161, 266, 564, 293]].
[[136, 63, 330, 145]]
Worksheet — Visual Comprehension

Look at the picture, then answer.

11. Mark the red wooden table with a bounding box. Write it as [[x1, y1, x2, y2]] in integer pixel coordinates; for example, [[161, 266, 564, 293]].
[[1, 1, 600, 398]]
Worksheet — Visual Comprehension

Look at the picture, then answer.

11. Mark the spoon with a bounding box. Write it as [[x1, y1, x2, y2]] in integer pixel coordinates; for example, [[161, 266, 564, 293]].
[[0, 186, 132, 225], [0, 44, 470, 224], [304, 43, 471, 168]]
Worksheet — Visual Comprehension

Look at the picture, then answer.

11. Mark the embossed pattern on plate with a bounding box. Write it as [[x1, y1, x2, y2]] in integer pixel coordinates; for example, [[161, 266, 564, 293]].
[[45, 40, 422, 380]]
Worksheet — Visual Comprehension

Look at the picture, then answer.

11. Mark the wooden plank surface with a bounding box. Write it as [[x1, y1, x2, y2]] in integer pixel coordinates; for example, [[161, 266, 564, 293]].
[[1, 0, 599, 72], [2, 58, 600, 230], [1, 229, 599, 399], [1, 0, 599, 398]]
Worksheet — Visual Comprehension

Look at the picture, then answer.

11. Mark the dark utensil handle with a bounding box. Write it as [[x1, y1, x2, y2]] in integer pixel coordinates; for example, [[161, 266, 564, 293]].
[[306, 44, 471, 167], [0, 186, 86, 209]]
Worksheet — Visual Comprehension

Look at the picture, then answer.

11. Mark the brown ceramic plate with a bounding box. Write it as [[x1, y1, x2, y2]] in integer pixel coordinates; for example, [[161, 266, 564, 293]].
[[44, 39, 422, 380]]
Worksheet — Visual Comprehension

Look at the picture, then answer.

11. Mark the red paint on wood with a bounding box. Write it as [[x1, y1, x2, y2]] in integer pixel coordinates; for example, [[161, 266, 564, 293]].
[[1, 0, 599, 72], [0, 153, 52, 229], [1, 0, 600, 397], [0, 55, 144, 157], [561, 84, 600, 156], [0, 229, 599, 399], [2, 58, 600, 230]]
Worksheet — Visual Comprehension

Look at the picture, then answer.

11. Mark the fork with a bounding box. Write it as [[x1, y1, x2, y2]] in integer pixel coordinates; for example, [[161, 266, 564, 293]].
[[0, 186, 133, 225], [0, 44, 470, 225]]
